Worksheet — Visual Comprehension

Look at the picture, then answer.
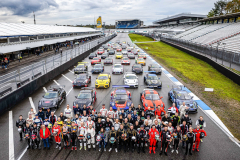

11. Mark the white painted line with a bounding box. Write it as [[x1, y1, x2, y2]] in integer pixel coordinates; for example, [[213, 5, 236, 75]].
[[66, 87, 73, 97], [174, 81, 183, 86], [205, 88, 214, 92], [43, 87, 47, 93], [166, 73, 173, 77], [16, 147, 27, 160], [29, 97, 36, 113], [9, 111, 14, 160], [188, 92, 200, 100], [62, 74, 73, 83], [161, 68, 166, 71], [68, 70, 74, 74], [53, 80, 60, 86]]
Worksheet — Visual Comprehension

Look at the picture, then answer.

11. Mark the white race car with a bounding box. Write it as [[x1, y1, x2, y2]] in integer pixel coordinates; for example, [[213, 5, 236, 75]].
[[112, 64, 124, 74], [123, 72, 138, 88], [122, 50, 128, 55]]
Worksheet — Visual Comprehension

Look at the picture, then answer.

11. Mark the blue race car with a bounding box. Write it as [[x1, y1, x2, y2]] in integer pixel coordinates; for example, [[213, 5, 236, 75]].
[[144, 74, 162, 88], [91, 63, 104, 74], [168, 86, 198, 112], [110, 88, 132, 110]]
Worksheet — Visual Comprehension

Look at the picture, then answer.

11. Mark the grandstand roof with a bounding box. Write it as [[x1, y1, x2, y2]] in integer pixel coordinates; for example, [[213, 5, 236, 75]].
[[153, 13, 206, 24], [115, 19, 141, 22], [0, 23, 98, 38], [198, 12, 240, 22]]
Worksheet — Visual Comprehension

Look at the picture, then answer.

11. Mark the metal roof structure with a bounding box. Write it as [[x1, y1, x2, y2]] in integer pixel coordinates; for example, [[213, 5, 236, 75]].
[[153, 13, 206, 24], [198, 12, 240, 22], [115, 19, 141, 22], [0, 23, 98, 37]]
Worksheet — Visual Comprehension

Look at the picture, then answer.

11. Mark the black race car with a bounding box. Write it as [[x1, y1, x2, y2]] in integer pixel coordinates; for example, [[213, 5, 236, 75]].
[[132, 64, 143, 74], [144, 74, 162, 89], [148, 64, 162, 75], [38, 86, 66, 110], [89, 53, 97, 59], [72, 73, 91, 88], [109, 49, 115, 55], [127, 53, 135, 59], [104, 57, 113, 65], [73, 88, 97, 109], [101, 52, 109, 59]]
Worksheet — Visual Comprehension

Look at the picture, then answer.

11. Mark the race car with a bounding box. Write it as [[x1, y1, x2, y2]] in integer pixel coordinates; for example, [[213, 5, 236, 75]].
[[107, 47, 111, 52], [122, 50, 127, 55], [138, 53, 147, 59], [122, 44, 127, 49], [109, 49, 115, 55], [73, 62, 88, 74], [116, 47, 122, 52], [127, 47, 132, 52], [127, 53, 135, 59], [95, 73, 111, 89], [132, 49, 138, 55], [89, 52, 97, 59], [97, 49, 104, 55], [132, 64, 143, 74], [110, 88, 132, 110], [140, 89, 165, 111], [103, 57, 113, 65], [92, 63, 104, 74], [91, 57, 101, 65], [144, 74, 162, 88], [115, 52, 123, 59], [112, 64, 124, 74], [168, 86, 198, 112], [72, 73, 91, 88], [38, 86, 66, 110], [135, 57, 146, 66], [121, 57, 130, 65], [135, 47, 140, 52], [73, 88, 97, 109], [123, 73, 138, 88], [101, 52, 109, 59], [148, 64, 162, 75]]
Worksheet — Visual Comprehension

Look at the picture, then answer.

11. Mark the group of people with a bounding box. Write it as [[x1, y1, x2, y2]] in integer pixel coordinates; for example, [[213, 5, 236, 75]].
[[16, 103, 207, 156], [1, 57, 9, 69]]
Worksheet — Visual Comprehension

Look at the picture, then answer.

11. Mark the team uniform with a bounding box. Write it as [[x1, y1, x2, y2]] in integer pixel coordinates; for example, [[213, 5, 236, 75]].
[[85, 127, 96, 150], [52, 125, 61, 149], [193, 129, 207, 151], [127, 128, 137, 152], [70, 126, 78, 150], [148, 128, 159, 153], [78, 126, 87, 150]]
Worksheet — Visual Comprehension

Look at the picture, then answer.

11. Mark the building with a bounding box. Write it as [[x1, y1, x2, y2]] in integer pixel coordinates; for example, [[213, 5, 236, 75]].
[[115, 19, 143, 29]]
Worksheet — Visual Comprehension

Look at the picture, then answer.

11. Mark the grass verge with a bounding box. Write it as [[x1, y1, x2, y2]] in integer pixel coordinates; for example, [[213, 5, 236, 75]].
[[129, 33, 154, 42], [129, 34, 240, 140]]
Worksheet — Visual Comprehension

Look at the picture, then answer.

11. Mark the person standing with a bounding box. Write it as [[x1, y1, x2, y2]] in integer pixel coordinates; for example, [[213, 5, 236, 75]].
[[109, 126, 118, 152], [16, 115, 26, 141], [179, 102, 189, 119], [78, 122, 87, 150], [193, 125, 207, 152], [39, 124, 51, 149], [127, 124, 137, 152], [148, 125, 159, 154], [52, 122, 61, 150], [100, 104, 108, 117], [24, 123, 32, 149], [64, 104, 73, 120], [185, 127, 195, 155], [160, 126, 172, 156], [98, 128, 107, 151], [70, 122, 78, 150], [171, 126, 182, 154], [38, 108, 45, 121], [85, 124, 96, 151]]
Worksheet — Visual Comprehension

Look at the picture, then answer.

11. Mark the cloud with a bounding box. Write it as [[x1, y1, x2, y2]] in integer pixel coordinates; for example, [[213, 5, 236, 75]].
[[0, 0, 59, 15]]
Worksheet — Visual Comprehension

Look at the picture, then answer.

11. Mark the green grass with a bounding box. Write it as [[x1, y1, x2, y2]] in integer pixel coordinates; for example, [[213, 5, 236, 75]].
[[129, 33, 154, 42], [129, 34, 240, 140]]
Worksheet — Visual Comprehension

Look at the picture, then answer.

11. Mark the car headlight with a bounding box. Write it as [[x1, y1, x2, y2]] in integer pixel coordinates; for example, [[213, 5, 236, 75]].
[[127, 102, 131, 106], [106, 81, 109, 84], [95, 81, 98, 84], [111, 102, 115, 106], [39, 101, 41, 105], [73, 102, 76, 106], [53, 101, 56, 105]]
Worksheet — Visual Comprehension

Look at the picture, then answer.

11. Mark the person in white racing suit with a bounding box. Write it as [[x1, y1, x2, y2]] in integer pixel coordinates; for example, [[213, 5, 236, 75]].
[[85, 124, 96, 151], [78, 122, 87, 150], [86, 117, 95, 129], [100, 104, 108, 117], [64, 104, 73, 119]]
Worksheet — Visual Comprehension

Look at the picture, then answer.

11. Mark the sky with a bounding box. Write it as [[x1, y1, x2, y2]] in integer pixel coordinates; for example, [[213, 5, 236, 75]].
[[0, 0, 217, 26]]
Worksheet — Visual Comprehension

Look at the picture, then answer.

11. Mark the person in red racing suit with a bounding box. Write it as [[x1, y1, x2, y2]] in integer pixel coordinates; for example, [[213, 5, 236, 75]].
[[193, 125, 207, 152], [148, 125, 159, 154], [155, 105, 166, 120], [52, 122, 62, 150]]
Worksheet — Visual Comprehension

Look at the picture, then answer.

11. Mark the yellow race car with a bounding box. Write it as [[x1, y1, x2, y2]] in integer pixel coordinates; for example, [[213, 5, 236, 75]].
[[115, 52, 123, 59], [95, 73, 111, 88], [135, 57, 146, 66]]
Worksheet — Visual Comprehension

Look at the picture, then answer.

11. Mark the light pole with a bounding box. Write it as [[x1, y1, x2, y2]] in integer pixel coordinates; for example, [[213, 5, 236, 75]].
[[216, 42, 221, 62], [222, 43, 226, 65]]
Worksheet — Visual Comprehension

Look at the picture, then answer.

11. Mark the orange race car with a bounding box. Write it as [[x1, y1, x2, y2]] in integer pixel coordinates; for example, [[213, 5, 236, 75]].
[[140, 89, 165, 111]]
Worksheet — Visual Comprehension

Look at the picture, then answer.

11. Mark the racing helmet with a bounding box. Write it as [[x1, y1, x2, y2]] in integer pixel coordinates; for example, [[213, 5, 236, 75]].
[[141, 117, 145, 121], [31, 134, 36, 140], [164, 121, 168, 125], [121, 133, 126, 139], [25, 133, 30, 139], [96, 135, 101, 142], [131, 136, 136, 141], [87, 133, 91, 139], [18, 128, 22, 133], [53, 131, 58, 136], [79, 134, 84, 140], [137, 128, 141, 132], [172, 133, 177, 139], [72, 127, 77, 133], [200, 132, 205, 139], [48, 123, 52, 129], [155, 135, 160, 141], [166, 135, 171, 141], [182, 134, 188, 141], [109, 137, 115, 144], [105, 127, 110, 132]]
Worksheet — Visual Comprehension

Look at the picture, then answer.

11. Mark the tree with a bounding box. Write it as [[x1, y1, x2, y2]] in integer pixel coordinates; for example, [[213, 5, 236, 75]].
[[226, 0, 240, 13], [211, 0, 227, 16], [207, 10, 215, 17]]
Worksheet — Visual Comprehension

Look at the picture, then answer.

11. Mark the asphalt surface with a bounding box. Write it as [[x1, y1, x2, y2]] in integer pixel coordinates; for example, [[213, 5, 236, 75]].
[[1, 33, 239, 160]]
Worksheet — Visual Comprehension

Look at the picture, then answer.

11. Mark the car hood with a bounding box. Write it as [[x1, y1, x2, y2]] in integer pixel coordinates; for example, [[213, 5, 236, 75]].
[[146, 79, 161, 84], [40, 98, 57, 106], [113, 68, 122, 71], [150, 68, 161, 71], [74, 68, 84, 70], [75, 79, 86, 83], [74, 99, 91, 107], [144, 99, 163, 109], [125, 79, 137, 83]]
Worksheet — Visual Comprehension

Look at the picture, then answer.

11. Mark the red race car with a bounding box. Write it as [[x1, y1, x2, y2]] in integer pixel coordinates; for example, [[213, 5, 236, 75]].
[[140, 89, 165, 111], [97, 49, 104, 55], [117, 47, 122, 52], [91, 57, 101, 65], [121, 57, 130, 65]]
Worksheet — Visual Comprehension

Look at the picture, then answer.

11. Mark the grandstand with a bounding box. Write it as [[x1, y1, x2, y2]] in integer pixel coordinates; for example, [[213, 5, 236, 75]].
[[115, 19, 143, 29]]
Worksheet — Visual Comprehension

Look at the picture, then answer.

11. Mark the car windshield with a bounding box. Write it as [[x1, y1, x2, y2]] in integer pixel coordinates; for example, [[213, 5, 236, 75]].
[[145, 94, 160, 100], [128, 53, 133, 56], [148, 75, 158, 80], [133, 65, 141, 69], [176, 92, 191, 100], [98, 76, 108, 80], [94, 64, 102, 68], [114, 65, 122, 68], [77, 65, 84, 68], [114, 94, 128, 100], [44, 92, 58, 99], [138, 58, 144, 61], [93, 57, 99, 60], [99, 49, 103, 52], [117, 53, 122, 55], [105, 58, 111, 60], [77, 93, 91, 99], [126, 75, 137, 79], [151, 64, 159, 68], [122, 58, 128, 60], [102, 53, 107, 56], [77, 75, 86, 79], [90, 53, 95, 56]]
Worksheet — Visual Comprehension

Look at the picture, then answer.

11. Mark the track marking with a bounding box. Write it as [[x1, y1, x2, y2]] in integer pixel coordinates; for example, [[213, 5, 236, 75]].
[[9, 111, 15, 160], [53, 80, 60, 86], [62, 74, 72, 83], [16, 147, 27, 160], [29, 97, 36, 113], [43, 87, 47, 93], [68, 70, 74, 74], [66, 87, 73, 97]]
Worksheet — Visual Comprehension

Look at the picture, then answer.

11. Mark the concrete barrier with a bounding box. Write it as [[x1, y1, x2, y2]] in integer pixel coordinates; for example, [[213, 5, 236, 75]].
[[0, 35, 116, 114]]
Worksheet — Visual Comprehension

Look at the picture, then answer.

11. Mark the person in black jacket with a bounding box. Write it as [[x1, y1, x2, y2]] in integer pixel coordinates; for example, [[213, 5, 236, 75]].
[[59, 112, 67, 122], [145, 107, 153, 119], [95, 118, 103, 135], [109, 126, 118, 152], [160, 126, 172, 156], [24, 123, 32, 149], [127, 124, 137, 152], [171, 126, 182, 154], [137, 125, 146, 153], [45, 109, 51, 119], [117, 124, 128, 152], [185, 127, 195, 155], [16, 115, 26, 141], [38, 108, 45, 122], [136, 104, 144, 116], [162, 113, 172, 127]]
